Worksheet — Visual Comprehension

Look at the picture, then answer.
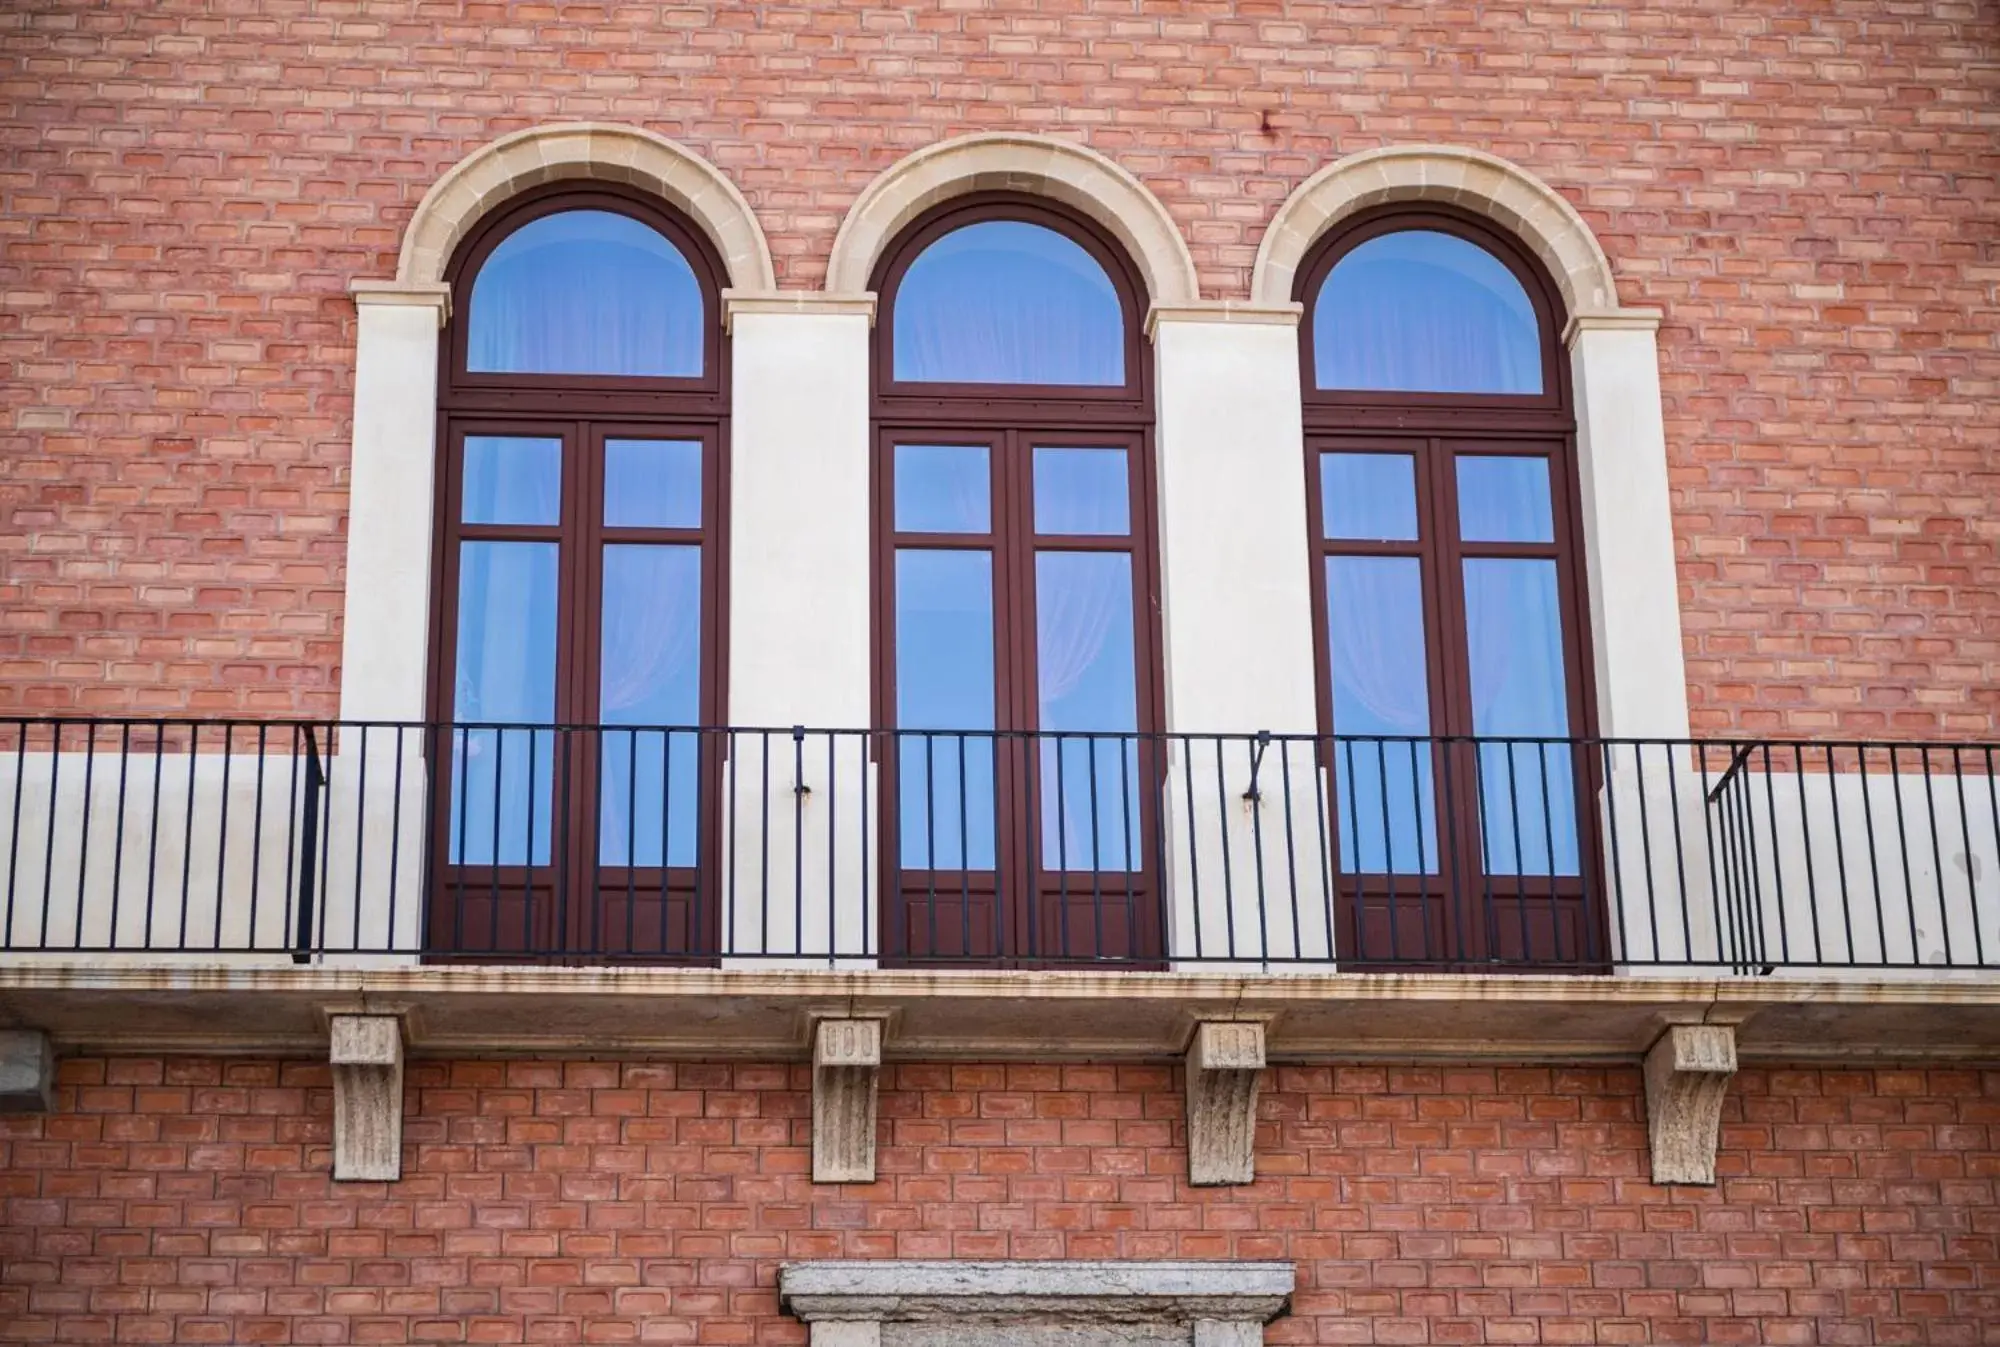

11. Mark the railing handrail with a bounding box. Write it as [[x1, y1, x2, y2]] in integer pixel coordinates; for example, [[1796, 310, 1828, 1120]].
[[0, 720, 1992, 970], [3, 715, 1997, 754]]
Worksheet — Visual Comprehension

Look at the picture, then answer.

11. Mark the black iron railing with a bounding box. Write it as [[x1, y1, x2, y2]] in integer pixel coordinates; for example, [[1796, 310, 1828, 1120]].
[[0, 719, 1994, 971]]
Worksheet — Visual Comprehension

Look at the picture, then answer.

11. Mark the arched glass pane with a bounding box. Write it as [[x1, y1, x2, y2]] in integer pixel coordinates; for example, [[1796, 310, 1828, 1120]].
[[467, 209, 704, 377], [1313, 230, 1543, 395], [892, 220, 1125, 385]]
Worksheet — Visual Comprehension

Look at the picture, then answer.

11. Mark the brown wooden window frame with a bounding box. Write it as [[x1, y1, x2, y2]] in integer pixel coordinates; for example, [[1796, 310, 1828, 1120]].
[[869, 193, 1170, 967], [1298, 204, 1607, 968], [425, 183, 731, 961]]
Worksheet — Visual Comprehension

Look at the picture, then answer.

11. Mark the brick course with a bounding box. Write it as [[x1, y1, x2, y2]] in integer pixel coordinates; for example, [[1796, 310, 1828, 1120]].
[[1, 0, 1997, 730], [0, 1057, 1995, 1344]]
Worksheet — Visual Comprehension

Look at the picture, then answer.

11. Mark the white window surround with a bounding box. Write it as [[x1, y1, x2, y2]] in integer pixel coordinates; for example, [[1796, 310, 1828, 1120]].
[[342, 129, 1686, 747], [779, 1260, 1294, 1347]]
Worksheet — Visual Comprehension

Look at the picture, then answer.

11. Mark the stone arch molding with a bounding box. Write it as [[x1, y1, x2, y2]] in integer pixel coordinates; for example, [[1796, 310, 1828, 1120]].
[[394, 122, 776, 293], [826, 132, 1201, 308], [1252, 144, 1626, 320]]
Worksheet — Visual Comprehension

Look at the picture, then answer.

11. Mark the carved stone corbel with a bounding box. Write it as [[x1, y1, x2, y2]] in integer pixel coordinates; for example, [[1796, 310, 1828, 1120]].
[[329, 1013, 405, 1182], [1185, 1020, 1266, 1186], [1643, 1023, 1737, 1185], [0, 1029, 53, 1113], [813, 1017, 883, 1183]]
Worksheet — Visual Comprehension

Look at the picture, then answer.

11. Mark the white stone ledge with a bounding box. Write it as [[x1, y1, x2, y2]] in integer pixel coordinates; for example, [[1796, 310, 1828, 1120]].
[[0, 962, 1993, 1062], [779, 1260, 1293, 1323]]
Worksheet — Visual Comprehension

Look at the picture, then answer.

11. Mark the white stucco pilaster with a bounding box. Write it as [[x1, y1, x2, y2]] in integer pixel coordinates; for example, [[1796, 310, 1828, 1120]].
[[1566, 312, 1690, 740], [1149, 306, 1329, 966], [721, 295, 878, 962], [1148, 307, 1318, 735], [723, 296, 876, 728], [338, 283, 449, 723]]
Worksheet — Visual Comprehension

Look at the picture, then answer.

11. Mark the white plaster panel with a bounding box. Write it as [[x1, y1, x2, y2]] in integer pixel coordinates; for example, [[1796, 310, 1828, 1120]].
[[1567, 321, 1691, 740], [339, 299, 443, 724], [723, 309, 877, 965], [1149, 318, 1318, 735], [1148, 319, 1329, 968], [727, 309, 873, 728]]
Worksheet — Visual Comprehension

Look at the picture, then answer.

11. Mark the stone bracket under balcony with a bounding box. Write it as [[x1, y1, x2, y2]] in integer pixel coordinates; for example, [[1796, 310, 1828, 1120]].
[[1, 964, 1996, 1067]]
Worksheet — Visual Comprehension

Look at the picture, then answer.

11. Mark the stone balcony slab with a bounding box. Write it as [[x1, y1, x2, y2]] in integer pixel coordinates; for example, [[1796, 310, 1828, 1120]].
[[0, 962, 1996, 1062]]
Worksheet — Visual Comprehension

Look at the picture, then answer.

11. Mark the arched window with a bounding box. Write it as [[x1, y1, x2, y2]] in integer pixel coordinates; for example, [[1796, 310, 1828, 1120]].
[[1300, 209, 1601, 968], [873, 196, 1162, 966], [430, 186, 726, 960]]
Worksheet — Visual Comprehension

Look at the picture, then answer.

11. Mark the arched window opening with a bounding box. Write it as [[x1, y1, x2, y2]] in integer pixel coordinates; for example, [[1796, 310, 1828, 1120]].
[[465, 209, 705, 377], [429, 187, 727, 962], [1300, 210, 1599, 970], [891, 220, 1127, 386], [873, 196, 1162, 967], [1311, 230, 1543, 395]]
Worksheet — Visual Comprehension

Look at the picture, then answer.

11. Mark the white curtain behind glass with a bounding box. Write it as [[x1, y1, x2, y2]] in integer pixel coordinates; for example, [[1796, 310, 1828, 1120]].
[[1314, 231, 1542, 395], [468, 210, 704, 377], [893, 221, 1125, 386]]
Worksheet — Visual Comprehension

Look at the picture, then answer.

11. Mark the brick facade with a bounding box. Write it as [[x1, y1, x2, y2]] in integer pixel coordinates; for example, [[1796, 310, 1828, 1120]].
[[1, 1057, 1995, 1343], [1, 0, 1997, 731]]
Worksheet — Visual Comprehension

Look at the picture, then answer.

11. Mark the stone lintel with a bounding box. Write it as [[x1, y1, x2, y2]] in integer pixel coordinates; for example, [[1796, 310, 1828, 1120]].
[[780, 1259, 1294, 1324], [0, 1029, 53, 1113], [813, 1017, 884, 1184], [1643, 1022, 1738, 1185], [1185, 1021, 1267, 1186], [329, 1013, 405, 1182]]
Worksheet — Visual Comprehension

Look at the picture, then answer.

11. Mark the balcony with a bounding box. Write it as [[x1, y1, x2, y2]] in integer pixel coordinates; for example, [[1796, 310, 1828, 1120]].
[[0, 718, 1996, 1062]]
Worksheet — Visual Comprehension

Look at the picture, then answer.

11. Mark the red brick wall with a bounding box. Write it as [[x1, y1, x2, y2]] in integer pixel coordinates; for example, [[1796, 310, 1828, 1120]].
[[2, 0, 1998, 730], [1, 1057, 1995, 1343]]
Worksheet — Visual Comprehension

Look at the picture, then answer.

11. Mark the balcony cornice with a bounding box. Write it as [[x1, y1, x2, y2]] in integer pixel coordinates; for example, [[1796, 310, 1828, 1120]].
[[2, 962, 1995, 1064]]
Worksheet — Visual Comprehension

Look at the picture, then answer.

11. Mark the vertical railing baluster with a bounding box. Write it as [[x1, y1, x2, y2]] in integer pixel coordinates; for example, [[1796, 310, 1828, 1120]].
[[1759, 744, 1788, 967], [386, 725, 404, 956], [111, 722, 133, 951], [3, 722, 25, 949], [293, 725, 324, 963], [1889, 744, 1918, 965], [957, 731, 971, 962], [1213, 736, 1235, 961], [1280, 738, 1300, 963], [1662, 742, 1690, 969], [40, 724, 62, 949], [1437, 739, 1466, 966], [1601, 741, 1628, 965], [248, 724, 267, 952], [1826, 745, 1855, 966], [75, 724, 97, 949], [792, 726, 806, 959], [1920, 746, 1949, 967], [1310, 736, 1332, 962], [1377, 738, 1400, 963], [1184, 734, 1203, 960], [827, 730, 838, 966]]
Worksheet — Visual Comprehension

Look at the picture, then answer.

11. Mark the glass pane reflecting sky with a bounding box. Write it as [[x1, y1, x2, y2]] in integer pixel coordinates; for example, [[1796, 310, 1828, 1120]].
[[893, 220, 1124, 385], [469, 209, 704, 377], [1314, 230, 1542, 394]]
